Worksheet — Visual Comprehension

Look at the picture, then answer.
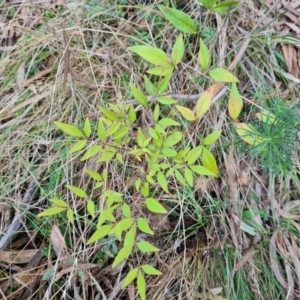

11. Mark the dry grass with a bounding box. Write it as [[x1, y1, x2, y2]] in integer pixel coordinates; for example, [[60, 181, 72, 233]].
[[0, 0, 300, 299]]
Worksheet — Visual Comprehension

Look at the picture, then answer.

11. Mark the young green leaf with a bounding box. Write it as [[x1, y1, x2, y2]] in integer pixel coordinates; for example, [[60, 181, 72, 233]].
[[51, 198, 68, 208], [110, 218, 134, 236], [124, 225, 136, 247], [146, 198, 168, 214], [122, 203, 131, 218], [176, 105, 196, 121], [157, 171, 169, 193], [87, 224, 114, 245], [175, 169, 187, 186], [144, 75, 156, 95], [137, 271, 146, 300], [70, 140, 87, 153], [157, 118, 180, 126], [164, 132, 183, 148], [172, 34, 185, 65], [196, 84, 216, 118], [84, 118, 91, 137], [97, 119, 106, 141], [209, 68, 239, 82], [80, 145, 101, 161], [153, 104, 160, 123], [67, 209, 74, 223], [185, 146, 203, 165], [87, 200, 95, 218], [158, 5, 197, 34], [137, 127, 146, 148], [190, 165, 216, 176], [199, 0, 212, 9], [128, 45, 171, 66], [112, 246, 132, 267], [201, 147, 219, 177], [130, 84, 148, 106], [66, 185, 88, 198], [141, 182, 149, 197], [157, 96, 178, 105], [85, 169, 102, 181], [135, 178, 142, 191], [141, 264, 162, 275], [137, 241, 160, 252], [137, 218, 154, 235], [54, 122, 85, 138], [147, 65, 174, 77], [199, 38, 210, 70], [161, 148, 177, 157], [203, 130, 222, 145], [105, 122, 121, 137], [37, 207, 67, 218], [122, 268, 139, 289], [228, 83, 243, 120]]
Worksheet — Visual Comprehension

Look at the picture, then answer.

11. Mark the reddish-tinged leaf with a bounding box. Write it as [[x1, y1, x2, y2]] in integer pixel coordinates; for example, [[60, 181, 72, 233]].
[[196, 84, 216, 118]]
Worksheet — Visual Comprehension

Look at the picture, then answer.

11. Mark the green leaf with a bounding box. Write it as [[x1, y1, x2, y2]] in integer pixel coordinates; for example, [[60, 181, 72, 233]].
[[235, 123, 264, 146], [85, 169, 102, 181], [122, 268, 139, 288], [66, 185, 88, 198], [124, 225, 136, 247], [184, 167, 194, 186], [67, 209, 74, 223], [172, 34, 185, 65], [176, 105, 196, 121], [144, 75, 156, 95], [201, 147, 218, 177], [97, 151, 115, 162], [209, 68, 239, 83], [97, 119, 106, 141], [70, 140, 87, 153], [135, 178, 141, 191], [199, 38, 210, 70], [148, 128, 158, 140], [203, 130, 222, 145], [80, 145, 101, 161], [146, 198, 168, 214], [99, 107, 119, 121], [137, 271, 146, 300], [147, 65, 174, 76], [190, 165, 215, 176], [138, 218, 154, 235], [114, 126, 130, 140], [130, 84, 148, 106], [157, 172, 169, 193], [128, 45, 171, 66], [196, 84, 216, 118], [37, 207, 67, 217], [185, 146, 203, 165], [198, 0, 212, 9], [127, 105, 136, 124], [141, 264, 162, 275], [157, 96, 178, 105], [156, 75, 171, 95], [87, 200, 95, 218], [87, 224, 114, 245], [228, 83, 243, 120], [51, 198, 68, 208], [112, 246, 132, 267], [175, 169, 187, 186], [157, 118, 180, 126], [162, 148, 177, 157], [164, 132, 183, 148], [84, 118, 91, 137], [54, 122, 85, 138], [105, 122, 121, 137], [137, 241, 160, 253], [255, 111, 276, 124], [141, 182, 149, 197], [137, 127, 146, 148], [158, 5, 197, 34], [110, 218, 134, 236], [122, 203, 131, 218], [212, 1, 239, 14], [153, 104, 160, 122]]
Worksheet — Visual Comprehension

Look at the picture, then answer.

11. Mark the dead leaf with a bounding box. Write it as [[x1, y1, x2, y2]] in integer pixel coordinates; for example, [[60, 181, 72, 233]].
[[234, 249, 256, 272], [50, 225, 67, 258], [209, 287, 223, 296], [54, 263, 97, 282], [282, 44, 299, 77], [0, 249, 39, 264]]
